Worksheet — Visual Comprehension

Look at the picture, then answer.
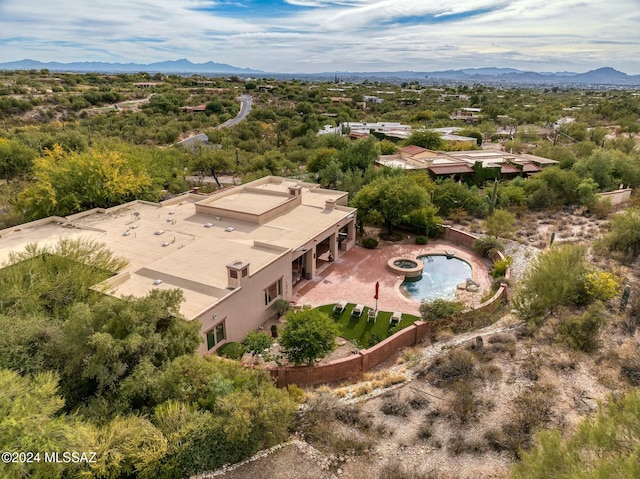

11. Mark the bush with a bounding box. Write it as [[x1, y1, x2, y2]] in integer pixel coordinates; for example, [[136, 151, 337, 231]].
[[472, 237, 504, 257], [272, 298, 291, 317], [556, 302, 606, 353], [415, 235, 428, 245], [425, 348, 477, 387], [419, 299, 465, 321], [217, 342, 245, 360], [490, 256, 512, 278], [361, 237, 379, 249], [512, 244, 591, 325]]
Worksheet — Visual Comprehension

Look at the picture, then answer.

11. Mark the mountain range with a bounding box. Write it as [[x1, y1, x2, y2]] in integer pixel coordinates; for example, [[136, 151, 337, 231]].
[[0, 58, 263, 74], [1, 59, 639, 85]]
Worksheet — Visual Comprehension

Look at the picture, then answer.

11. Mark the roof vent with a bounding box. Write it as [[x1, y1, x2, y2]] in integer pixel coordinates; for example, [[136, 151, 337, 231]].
[[154, 230, 165, 235], [153, 279, 163, 285], [161, 242, 170, 247], [168, 211, 175, 215], [122, 231, 130, 236], [130, 224, 138, 229], [225, 227, 234, 232], [204, 223, 214, 228]]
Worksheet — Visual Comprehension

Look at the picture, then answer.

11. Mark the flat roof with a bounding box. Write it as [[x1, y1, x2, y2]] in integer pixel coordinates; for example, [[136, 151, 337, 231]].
[[0, 177, 356, 319]]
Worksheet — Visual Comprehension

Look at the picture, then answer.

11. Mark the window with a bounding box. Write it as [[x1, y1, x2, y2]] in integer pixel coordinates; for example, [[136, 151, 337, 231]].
[[206, 320, 226, 350], [230, 270, 238, 279], [264, 278, 283, 305]]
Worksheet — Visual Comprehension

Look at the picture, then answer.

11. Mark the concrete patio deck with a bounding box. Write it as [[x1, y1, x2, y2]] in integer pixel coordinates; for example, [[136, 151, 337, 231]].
[[292, 240, 491, 317]]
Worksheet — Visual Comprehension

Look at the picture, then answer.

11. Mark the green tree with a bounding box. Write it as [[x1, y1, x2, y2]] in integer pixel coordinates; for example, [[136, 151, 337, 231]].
[[597, 207, 640, 262], [15, 144, 157, 220], [58, 290, 201, 412], [512, 244, 592, 325], [0, 238, 127, 316], [0, 138, 37, 181], [352, 175, 432, 235], [280, 309, 339, 365], [403, 131, 443, 150], [512, 389, 640, 479], [0, 369, 92, 479], [244, 330, 273, 358], [556, 302, 607, 353], [482, 209, 517, 239]]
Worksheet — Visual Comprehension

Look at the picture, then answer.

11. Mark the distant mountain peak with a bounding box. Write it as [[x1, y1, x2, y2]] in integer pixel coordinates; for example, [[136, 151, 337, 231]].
[[0, 58, 263, 74]]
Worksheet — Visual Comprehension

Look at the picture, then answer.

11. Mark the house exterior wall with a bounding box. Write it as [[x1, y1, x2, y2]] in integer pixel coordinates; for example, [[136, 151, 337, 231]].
[[197, 251, 293, 355]]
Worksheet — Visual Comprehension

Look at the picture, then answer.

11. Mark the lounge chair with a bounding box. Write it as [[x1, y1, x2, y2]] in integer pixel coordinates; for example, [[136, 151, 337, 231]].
[[351, 303, 364, 319], [332, 300, 347, 315], [389, 311, 402, 326], [367, 308, 378, 323]]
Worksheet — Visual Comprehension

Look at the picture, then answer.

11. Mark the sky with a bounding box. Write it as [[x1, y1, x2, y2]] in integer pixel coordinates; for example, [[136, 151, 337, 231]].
[[1, 0, 639, 74]]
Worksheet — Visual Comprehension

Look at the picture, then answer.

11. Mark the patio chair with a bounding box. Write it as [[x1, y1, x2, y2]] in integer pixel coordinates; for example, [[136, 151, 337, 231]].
[[332, 300, 347, 315], [351, 303, 364, 319], [389, 311, 402, 326], [367, 308, 378, 323]]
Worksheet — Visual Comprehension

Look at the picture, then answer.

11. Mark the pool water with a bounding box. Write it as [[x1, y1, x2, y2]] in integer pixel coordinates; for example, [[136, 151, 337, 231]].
[[401, 255, 472, 302]]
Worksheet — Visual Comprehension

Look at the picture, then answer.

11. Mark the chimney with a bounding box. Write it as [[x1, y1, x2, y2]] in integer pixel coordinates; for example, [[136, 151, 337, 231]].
[[226, 260, 249, 289], [288, 185, 302, 197], [325, 199, 336, 210]]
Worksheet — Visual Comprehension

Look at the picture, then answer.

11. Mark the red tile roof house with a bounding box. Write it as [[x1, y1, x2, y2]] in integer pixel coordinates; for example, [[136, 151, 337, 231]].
[[181, 104, 207, 113]]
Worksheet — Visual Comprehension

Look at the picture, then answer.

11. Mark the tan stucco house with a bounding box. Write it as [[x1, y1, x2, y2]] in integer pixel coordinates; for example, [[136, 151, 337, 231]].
[[0, 177, 357, 354]]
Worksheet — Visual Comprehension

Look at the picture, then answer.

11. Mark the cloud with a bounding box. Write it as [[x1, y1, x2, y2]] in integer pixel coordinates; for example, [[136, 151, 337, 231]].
[[0, 0, 639, 73]]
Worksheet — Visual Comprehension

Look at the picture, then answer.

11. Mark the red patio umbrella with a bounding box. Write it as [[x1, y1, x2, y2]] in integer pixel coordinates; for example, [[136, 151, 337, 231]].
[[374, 281, 379, 311]]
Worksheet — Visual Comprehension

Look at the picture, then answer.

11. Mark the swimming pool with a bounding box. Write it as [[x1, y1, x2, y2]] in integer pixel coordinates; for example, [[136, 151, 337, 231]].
[[401, 255, 472, 302]]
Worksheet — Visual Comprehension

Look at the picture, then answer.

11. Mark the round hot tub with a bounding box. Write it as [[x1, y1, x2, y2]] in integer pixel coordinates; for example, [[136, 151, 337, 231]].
[[387, 256, 423, 278]]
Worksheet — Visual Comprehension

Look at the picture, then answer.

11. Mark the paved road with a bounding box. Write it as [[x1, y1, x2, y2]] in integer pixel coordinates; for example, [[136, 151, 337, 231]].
[[217, 94, 252, 129], [176, 94, 252, 147]]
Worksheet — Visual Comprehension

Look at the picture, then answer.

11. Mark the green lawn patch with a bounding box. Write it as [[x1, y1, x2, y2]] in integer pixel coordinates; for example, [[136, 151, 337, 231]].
[[317, 304, 420, 349]]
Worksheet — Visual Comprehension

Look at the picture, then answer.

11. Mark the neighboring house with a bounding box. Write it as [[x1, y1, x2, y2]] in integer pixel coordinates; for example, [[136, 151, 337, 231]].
[[0, 177, 357, 355], [451, 107, 482, 123], [363, 95, 384, 104], [181, 103, 207, 113], [318, 122, 412, 139], [133, 82, 163, 88], [379, 148, 557, 180]]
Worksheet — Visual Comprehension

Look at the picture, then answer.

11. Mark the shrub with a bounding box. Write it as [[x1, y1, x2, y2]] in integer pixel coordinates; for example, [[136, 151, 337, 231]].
[[272, 298, 291, 317], [512, 244, 591, 326], [425, 348, 477, 387], [415, 235, 428, 245], [419, 299, 465, 321], [584, 271, 621, 302], [472, 237, 504, 257], [361, 237, 379, 249], [556, 302, 606, 353], [217, 342, 245, 360], [381, 394, 409, 417], [490, 256, 512, 278], [244, 330, 273, 357], [280, 309, 339, 365]]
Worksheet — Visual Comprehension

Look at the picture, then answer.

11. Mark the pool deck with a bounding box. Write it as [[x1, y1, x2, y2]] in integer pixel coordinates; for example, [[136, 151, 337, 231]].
[[293, 240, 491, 317]]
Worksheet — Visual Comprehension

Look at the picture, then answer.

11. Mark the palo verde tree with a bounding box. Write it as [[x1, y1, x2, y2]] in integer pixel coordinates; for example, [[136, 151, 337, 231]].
[[280, 308, 340, 365], [352, 174, 434, 235], [597, 207, 640, 263], [15, 144, 157, 220], [512, 389, 640, 479]]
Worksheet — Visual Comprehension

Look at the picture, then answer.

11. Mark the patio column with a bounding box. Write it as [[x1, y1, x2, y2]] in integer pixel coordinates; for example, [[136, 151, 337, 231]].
[[329, 232, 338, 260], [304, 249, 315, 280], [346, 219, 356, 250]]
